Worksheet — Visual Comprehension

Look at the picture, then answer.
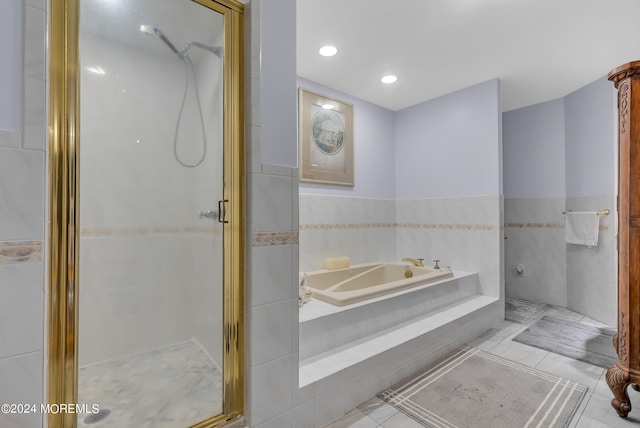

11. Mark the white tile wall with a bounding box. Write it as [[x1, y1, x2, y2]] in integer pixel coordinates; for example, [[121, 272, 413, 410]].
[[0, 148, 45, 240], [566, 195, 617, 325], [504, 195, 617, 325], [0, 263, 43, 359], [76, 30, 226, 366], [504, 197, 567, 306], [0, 129, 21, 149], [0, 352, 43, 428], [0, 2, 47, 426], [246, 0, 300, 426]]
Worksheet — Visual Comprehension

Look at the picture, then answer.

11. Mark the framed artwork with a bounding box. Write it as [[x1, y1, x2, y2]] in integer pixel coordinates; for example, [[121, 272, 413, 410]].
[[298, 87, 354, 186]]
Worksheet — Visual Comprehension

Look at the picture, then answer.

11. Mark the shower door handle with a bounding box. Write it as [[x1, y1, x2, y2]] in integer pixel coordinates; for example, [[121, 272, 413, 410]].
[[218, 200, 229, 223]]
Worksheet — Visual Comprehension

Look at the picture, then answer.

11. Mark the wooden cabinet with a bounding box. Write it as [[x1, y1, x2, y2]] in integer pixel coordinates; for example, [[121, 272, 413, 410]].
[[607, 60, 640, 418]]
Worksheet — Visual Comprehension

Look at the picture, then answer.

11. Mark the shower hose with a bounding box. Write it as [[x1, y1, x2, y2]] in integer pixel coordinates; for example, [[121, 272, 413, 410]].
[[174, 55, 208, 168]]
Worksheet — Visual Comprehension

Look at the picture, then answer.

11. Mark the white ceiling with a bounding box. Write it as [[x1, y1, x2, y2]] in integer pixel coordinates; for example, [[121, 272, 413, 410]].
[[297, 0, 640, 112]]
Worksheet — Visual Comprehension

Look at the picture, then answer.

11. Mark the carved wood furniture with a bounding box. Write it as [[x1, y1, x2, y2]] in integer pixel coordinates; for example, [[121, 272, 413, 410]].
[[607, 60, 640, 418]]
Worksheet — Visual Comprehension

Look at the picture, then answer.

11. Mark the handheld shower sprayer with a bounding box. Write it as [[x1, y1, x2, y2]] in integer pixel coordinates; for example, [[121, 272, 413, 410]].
[[139, 25, 183, 59], [139, 24, 223, 168]]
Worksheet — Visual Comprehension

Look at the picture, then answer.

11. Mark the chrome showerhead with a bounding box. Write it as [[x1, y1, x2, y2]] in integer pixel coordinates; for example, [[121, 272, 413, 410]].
[[140, 25, 183, 59]]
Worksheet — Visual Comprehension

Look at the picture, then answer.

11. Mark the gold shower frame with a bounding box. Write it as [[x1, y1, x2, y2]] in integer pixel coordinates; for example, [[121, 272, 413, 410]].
[[48, 1, 244, 427]]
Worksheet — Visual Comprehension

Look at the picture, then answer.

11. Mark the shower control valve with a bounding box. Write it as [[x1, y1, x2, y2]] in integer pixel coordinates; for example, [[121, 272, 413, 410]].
[[199, 210, 218, 219]]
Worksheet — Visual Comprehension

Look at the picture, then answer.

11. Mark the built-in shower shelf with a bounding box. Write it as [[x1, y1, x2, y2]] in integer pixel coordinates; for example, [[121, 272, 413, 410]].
[[299, 294, 498, 388]]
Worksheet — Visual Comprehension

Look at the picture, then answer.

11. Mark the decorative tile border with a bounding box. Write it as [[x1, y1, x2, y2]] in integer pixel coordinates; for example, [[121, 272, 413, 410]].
[[300, 223, 394, 230], [505, 223, 565, 229], [80, 227, 221, 237], [396, 223, 495, 231], [0, 240, 42, 264], [300, 223, 495, 231], [505, 223, 610, 231], [252, 232, 299, 247]]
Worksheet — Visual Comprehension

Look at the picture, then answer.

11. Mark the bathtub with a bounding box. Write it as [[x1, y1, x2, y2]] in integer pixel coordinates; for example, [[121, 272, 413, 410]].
[[306, 262, 454, 306]]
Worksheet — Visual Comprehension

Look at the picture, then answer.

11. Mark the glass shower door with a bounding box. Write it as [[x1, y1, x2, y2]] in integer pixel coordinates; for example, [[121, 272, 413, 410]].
[[77, 1, 225, 426]]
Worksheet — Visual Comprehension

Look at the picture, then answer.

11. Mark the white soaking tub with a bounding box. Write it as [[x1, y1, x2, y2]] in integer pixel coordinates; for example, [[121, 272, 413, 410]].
[[306, 262, 454, 306]]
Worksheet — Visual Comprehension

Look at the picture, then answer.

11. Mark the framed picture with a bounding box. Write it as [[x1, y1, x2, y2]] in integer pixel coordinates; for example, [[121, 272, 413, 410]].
[[298, 87, 354, 186]]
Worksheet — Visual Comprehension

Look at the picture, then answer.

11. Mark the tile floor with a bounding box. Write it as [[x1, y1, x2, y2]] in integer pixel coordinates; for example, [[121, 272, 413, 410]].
[[77, 339, 222, 428], [324, 303, 640, 428]]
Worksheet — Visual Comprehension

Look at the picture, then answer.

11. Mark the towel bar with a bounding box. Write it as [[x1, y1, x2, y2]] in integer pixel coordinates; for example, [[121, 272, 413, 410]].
[[562, 209, 610, 216]]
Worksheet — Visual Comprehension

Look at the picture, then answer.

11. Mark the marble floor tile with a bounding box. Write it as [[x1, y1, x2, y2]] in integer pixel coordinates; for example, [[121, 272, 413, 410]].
[[356, 397, 398, 425], [488, 340, 549, 367], [328, 301, 629, 428], [324, 409, 379, 428], [379, 411, 424, 428], [77, 339, 222, 428]]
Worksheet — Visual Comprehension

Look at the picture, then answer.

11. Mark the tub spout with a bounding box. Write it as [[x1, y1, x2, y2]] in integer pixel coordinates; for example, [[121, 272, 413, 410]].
[[402, 257, 424, 267]]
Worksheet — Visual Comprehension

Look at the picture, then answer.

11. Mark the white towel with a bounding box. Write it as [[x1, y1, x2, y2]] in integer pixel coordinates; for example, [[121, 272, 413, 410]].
[[299, 272, 312, 307], [565, 211, 600, 247]]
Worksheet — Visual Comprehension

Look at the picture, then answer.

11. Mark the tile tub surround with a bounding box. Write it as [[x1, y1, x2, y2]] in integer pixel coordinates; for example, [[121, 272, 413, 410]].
[[300, 194, 503, 301], [395, 195, 503, 299], [299, 195, 396, 272], [299, 271, 478, 360], [295, 194, 504, 426], [298, 297, 502, 427]]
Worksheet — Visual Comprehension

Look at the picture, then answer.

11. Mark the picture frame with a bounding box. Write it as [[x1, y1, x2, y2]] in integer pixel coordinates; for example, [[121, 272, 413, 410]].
[[298, 87, 354, 186]]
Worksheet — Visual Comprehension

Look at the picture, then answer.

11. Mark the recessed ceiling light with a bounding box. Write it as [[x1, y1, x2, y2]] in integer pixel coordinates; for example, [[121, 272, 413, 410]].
[[319, 45, 338, 57], [322, 103, 335, 110], [381, 75, 398, 84]]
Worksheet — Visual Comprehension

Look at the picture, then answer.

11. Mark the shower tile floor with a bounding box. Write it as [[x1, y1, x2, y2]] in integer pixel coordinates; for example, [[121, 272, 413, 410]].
[[326, 302, 640, 428], [77, 339, 222, 428]]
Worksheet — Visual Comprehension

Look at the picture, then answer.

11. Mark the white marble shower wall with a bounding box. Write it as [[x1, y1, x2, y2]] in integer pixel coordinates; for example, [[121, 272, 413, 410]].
[[504, 195, 617, 326], [79, 36, 223, 365], [299, 195, 396, 272], [396, 195, 502, 298]]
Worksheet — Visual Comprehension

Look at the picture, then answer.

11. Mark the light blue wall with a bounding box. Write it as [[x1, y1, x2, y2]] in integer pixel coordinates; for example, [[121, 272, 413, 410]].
[[0, 0, 22, 132], [395, 79, 502, 199], [564, 77, 617, 198], [503, 76, 616, 200], [297, 78, 397, 199], [503, 98, 566, 199], [298, 78, 503, 200], [260, 0, 297, 167]]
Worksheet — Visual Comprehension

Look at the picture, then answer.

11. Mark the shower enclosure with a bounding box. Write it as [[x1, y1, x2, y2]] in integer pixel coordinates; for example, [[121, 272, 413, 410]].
[[48, 1, 244, 427]]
